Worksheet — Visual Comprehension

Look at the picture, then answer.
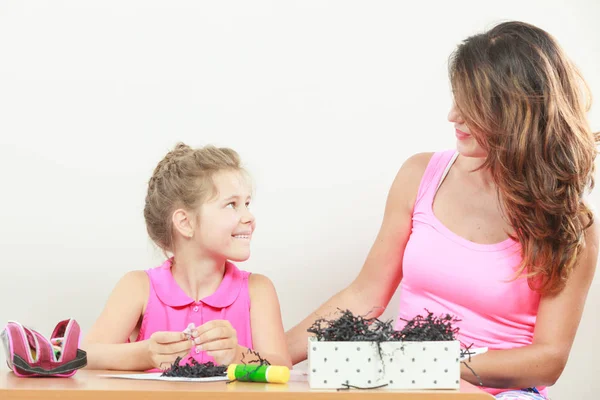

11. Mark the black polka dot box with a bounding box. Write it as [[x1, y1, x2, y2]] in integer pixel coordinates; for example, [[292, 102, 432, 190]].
[[307, 338, 462, 390]]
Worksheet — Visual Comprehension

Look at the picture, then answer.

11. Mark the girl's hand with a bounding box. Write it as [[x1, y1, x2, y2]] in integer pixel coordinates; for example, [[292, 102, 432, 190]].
[[194, 320, 240, 365], [147, 331, 194, 369]]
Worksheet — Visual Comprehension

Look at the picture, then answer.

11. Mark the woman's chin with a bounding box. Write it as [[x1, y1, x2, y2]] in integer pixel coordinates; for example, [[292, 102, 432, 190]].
[[456, 140, 486, 158]]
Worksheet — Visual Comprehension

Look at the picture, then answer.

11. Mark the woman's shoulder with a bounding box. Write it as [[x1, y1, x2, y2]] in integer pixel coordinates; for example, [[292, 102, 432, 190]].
[[388, 152, 436, 206], [401, 152, 436, 174], [400, 149, 458, 175], [387, 150, 460, 213]]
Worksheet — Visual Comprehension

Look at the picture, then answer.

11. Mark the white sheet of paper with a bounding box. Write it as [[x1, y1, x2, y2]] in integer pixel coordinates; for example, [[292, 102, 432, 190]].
[[99, 372, 229, 382], [289, 369, 308, 382]]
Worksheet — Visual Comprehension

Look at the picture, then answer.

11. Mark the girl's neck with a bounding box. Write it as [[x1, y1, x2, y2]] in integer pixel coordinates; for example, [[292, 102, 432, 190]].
[[171, 252, 227, 302]]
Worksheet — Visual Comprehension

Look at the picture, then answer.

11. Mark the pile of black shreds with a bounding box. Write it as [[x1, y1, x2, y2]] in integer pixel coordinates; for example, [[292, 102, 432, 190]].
[[161, 357, 227, 378], [398, 310, 461, 341], [307, 308, 460, 342], [160, 348, 270, 380]]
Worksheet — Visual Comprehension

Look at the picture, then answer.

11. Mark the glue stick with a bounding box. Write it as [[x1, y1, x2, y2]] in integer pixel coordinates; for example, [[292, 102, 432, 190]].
[[227, 364, 290, 384]]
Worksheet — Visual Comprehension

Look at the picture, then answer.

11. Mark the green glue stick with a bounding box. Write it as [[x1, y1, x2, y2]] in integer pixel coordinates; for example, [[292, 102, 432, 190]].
[[227, 364, 290, 384]]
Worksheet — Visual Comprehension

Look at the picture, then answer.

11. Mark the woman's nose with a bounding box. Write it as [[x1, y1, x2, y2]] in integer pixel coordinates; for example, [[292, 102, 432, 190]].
[[448, 103, 465, 124]]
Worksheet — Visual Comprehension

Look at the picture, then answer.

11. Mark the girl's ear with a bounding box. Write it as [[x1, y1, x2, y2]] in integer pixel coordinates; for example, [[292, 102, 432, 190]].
[[172, 209, 195, 239]]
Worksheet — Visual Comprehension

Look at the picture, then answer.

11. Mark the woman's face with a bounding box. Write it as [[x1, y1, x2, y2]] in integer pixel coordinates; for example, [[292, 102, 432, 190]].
[[448, 103, 487, 158]]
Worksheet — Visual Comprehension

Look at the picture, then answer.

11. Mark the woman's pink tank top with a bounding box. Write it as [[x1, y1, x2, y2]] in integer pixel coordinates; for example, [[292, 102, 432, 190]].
[[395, 150, 544, 397], [134, 258, 253, 365]]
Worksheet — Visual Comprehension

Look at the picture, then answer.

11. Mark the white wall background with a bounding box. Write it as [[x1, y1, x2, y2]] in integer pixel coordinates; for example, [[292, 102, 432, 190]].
[[0, 1, 598, 399]]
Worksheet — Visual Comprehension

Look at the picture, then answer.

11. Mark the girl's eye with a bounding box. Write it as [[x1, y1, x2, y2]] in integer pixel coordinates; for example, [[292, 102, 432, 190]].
[[245, 202, 251, 208], [226, 203, 235, 209]]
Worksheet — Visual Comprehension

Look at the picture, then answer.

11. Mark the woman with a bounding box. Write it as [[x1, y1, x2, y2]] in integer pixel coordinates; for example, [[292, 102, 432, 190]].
[[286, 21, 599, 399]]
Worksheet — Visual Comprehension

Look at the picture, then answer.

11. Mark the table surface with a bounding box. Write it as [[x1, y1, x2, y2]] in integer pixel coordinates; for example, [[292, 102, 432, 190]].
[[0, 369, 495, 399]]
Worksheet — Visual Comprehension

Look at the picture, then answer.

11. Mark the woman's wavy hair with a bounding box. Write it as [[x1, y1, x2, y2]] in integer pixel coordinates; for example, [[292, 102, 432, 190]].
[[449, 21, 599, 294]]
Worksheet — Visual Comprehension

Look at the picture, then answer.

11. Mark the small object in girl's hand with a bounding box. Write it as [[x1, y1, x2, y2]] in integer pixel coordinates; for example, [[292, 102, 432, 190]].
[[182, 323, 196, 340]]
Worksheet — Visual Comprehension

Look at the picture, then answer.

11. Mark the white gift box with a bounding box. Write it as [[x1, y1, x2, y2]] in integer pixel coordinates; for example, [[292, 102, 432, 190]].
[[307, 337, 461, 390]]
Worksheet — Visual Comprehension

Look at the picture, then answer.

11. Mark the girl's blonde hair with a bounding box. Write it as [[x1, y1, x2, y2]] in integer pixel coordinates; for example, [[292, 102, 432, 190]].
[[143, 142, 246, 253]]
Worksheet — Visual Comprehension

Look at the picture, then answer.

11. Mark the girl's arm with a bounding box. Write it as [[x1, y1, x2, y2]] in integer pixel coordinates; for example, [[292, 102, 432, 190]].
[[285, 153, 433, 365], [246, 273, 292, 367], [81, 271, 192, 370], [461, 220, 599, 389]]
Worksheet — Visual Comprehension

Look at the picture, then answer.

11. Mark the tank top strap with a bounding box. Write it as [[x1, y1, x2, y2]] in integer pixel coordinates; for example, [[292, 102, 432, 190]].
[[414, 149, 458, 209]]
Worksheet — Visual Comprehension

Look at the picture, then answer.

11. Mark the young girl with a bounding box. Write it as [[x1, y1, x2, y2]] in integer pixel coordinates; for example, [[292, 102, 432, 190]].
[[83, 143, 291, 370]]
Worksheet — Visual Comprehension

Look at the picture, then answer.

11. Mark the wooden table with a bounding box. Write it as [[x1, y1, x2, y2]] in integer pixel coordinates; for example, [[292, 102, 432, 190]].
[[0, 369, 495, 399]]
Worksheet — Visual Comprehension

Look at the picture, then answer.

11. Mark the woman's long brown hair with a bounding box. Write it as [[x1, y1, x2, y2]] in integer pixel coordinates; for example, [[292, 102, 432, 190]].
[[449, 21, 599, 295]]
